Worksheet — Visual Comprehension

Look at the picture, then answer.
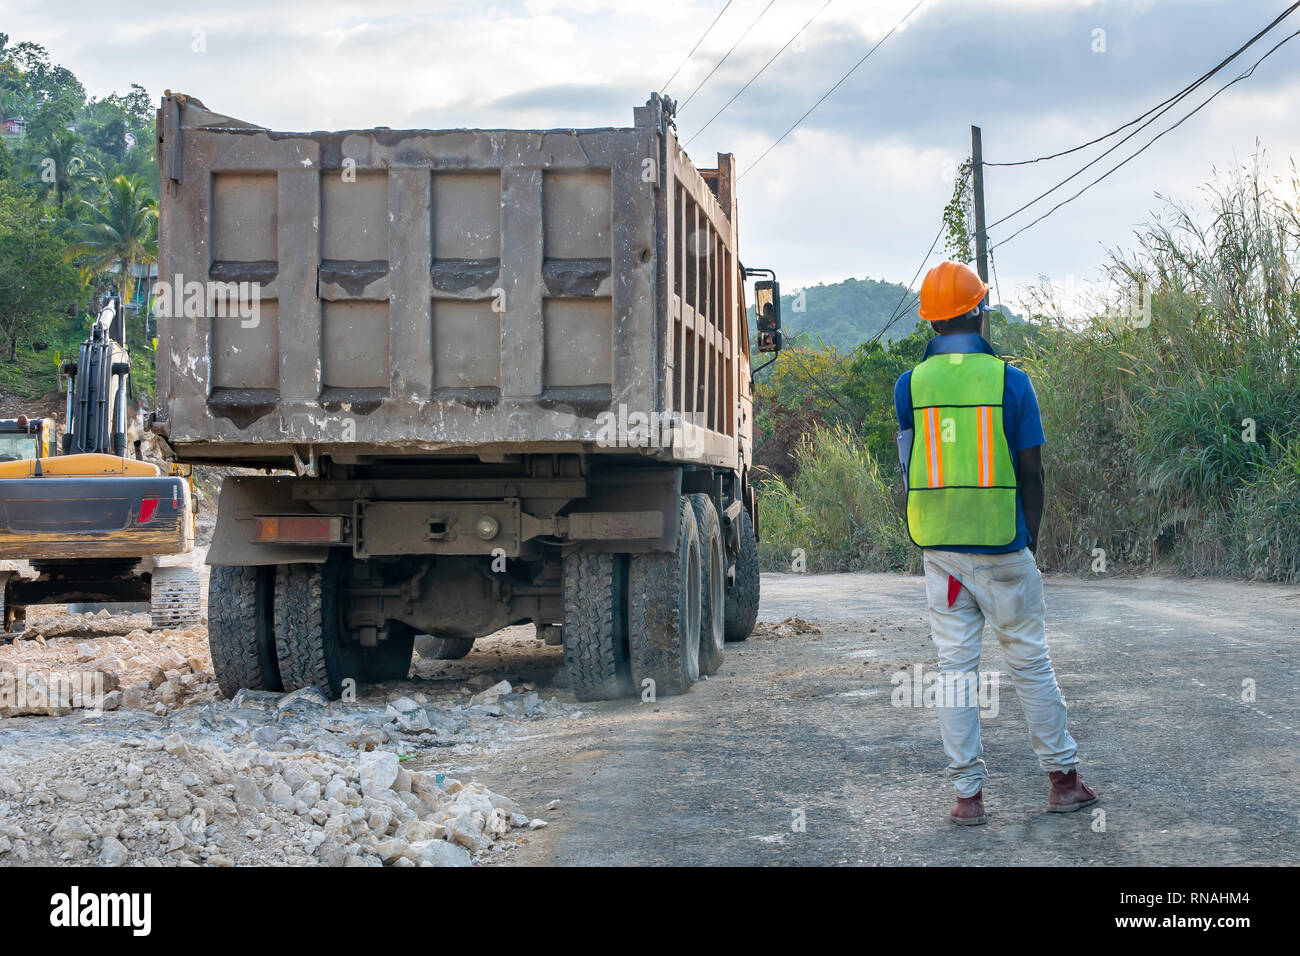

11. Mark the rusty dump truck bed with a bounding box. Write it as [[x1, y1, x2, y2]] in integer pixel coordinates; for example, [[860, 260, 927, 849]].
[[154, 93, 752, 470]]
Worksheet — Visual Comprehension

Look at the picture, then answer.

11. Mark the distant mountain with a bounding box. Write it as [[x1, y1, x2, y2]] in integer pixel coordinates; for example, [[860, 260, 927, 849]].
[[746, 275, 1019, 353]]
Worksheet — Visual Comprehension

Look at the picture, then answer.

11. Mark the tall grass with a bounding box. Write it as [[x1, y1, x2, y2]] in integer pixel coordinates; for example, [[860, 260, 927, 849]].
[[757, 424, 918, 574], [1006, 156, 1300, 579]]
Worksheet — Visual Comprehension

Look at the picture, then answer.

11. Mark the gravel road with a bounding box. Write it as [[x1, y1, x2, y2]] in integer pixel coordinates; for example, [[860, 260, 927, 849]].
[[469, 571, 1300, 866]]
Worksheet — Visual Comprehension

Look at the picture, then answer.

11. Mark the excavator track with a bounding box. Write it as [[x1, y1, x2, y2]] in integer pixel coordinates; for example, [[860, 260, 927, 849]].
[[150, 565, 203, 630]]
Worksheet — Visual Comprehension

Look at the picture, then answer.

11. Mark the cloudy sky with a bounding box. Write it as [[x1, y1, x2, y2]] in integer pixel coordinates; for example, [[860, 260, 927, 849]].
[[5, 0, 1299, 310]]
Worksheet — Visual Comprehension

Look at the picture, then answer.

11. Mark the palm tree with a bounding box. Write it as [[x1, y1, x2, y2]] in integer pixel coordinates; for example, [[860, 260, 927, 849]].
[[26, 128, 84, 209], [67, 174, 157, 327], [80, 151, 128, 200]]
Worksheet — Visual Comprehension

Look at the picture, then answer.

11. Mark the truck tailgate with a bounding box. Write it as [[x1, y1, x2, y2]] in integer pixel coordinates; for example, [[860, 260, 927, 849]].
[[155, 93, 747, 470]]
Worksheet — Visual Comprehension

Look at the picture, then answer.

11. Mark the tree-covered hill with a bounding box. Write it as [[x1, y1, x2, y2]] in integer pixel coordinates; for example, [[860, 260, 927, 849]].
[[747, 275, 1019, 352]]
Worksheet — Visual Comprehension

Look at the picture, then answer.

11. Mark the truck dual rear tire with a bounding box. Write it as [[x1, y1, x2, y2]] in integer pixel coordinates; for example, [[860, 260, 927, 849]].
[[208, 564, 282, 698], [562, 549, 632, 702], [629, 497, 702, 698], [274, 558, 359, 699], [689, 494, 726, 676], [724, 507, 760, 642]]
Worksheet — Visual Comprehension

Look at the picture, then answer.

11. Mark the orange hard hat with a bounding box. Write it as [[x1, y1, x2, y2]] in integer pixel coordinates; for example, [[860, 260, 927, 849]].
[[918, 260, 989, 322]]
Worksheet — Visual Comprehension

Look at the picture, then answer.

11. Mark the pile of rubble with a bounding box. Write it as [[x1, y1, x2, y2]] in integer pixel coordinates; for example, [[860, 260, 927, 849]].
[[0, 623, 565, 866], [0, 623, 216, 717]]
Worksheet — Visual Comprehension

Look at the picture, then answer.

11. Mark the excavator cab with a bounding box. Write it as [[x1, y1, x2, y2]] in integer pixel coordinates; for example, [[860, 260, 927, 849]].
[[0, 417, 52, 462]]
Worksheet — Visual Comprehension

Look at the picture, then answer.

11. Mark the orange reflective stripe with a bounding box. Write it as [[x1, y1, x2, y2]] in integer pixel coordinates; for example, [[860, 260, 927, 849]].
[[936, 411, 944, 487], [978, 405, 991, 487], [924, 408, 937, 487], [924, 407, 944, 488]]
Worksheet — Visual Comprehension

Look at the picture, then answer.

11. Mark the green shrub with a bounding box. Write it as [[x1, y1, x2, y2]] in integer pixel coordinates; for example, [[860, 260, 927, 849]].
[[757, 424, 918, 574]]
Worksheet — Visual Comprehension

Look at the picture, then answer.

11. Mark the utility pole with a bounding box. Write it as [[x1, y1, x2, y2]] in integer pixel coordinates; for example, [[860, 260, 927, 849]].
[[971, 124, 990, 340]]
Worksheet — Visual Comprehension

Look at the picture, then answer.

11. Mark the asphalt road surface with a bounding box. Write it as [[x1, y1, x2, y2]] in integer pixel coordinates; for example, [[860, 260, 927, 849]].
[[464, 572, 1300, 866]]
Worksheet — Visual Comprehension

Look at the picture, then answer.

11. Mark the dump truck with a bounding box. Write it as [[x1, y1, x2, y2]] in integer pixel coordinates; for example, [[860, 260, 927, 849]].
[[0, 302, 201, 635], [152, 92, 783, 701]]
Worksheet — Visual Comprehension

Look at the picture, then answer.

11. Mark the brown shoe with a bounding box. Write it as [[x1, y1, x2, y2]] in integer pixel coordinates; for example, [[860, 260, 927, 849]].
[[950, 789, 987, 826], [1048, 769, 1099, 813]]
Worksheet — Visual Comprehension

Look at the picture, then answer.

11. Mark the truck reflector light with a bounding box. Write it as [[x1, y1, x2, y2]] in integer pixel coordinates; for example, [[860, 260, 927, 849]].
[[138, 498, 159, 524], [253, 515, 342, 544]]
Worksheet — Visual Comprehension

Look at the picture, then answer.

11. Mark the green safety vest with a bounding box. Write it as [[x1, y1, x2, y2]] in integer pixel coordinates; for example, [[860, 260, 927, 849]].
[[906, 351, 1018, 548]]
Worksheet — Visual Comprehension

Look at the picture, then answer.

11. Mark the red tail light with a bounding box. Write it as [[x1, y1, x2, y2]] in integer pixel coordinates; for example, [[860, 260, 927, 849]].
[[253, 515, 343, 544], [138, 498, 159, 524]]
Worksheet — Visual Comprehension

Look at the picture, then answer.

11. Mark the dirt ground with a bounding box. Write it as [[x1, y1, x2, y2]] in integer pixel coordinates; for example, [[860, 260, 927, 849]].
[[3, 570, 1297, 866], [466, 571, 1300, 866]]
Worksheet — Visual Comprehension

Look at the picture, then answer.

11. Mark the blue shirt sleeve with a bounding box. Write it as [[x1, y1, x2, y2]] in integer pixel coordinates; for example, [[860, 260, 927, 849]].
[[1006, 368, 1046, 453], [894, 371, 912, 430]]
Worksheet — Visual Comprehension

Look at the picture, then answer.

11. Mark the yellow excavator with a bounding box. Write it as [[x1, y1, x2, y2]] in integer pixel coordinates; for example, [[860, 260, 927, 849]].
[[0, 300, 199, 637]]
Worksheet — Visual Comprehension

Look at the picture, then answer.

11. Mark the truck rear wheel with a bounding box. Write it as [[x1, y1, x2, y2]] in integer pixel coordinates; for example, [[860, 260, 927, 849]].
[[724, 507, 760, 642], [689, 494, 726, 676], [150, 565, 202, 630], [274, 557, 359, 699], [562, 549, 632, 702], [208, 564, 282, 698], [629, 497, 702, 697], [414, 634, 476, 661]]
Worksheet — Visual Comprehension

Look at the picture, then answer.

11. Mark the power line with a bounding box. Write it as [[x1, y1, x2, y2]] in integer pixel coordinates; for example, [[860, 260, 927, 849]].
[[678, 0, 780, 112], [738, 0, 927, 179], [989, 245, 1004, 313], [988, 2, 1300, 231], [866, 217, 947, 348], [863, 161, 973, 348], [683, 0, 835, 148], [986, 27, 1300, 257], [985, 0, 1300, 168], [661, 1, 735, 95]]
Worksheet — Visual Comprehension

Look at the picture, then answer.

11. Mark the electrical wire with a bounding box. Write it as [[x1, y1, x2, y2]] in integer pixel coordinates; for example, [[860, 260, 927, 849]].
[[683, 0, 835, 147], [985, 0, 1300, 168], [989, 245, 1004, 314], [661, 1, 736, 95], [678, 0, 780, 112], [867, 216, 945, 346], [986, 27, 1300, 256], [738, 0, 927, 179], [985, 2, 1300, 231]]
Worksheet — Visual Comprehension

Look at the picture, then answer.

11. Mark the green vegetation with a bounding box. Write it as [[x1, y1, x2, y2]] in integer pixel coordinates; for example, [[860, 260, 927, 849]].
[[754, 157, 1300, 582], [0, 33, 159, 404], [758, 424, 919, 575], [0, 179, 82, 363]]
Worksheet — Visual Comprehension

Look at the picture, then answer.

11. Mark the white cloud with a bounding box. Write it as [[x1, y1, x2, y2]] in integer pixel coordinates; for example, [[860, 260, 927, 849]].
[[4, 0, 1297, 302]]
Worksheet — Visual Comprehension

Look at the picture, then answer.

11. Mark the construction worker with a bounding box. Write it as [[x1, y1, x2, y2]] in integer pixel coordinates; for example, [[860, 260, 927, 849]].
[[894, 260, 1099, 826]]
